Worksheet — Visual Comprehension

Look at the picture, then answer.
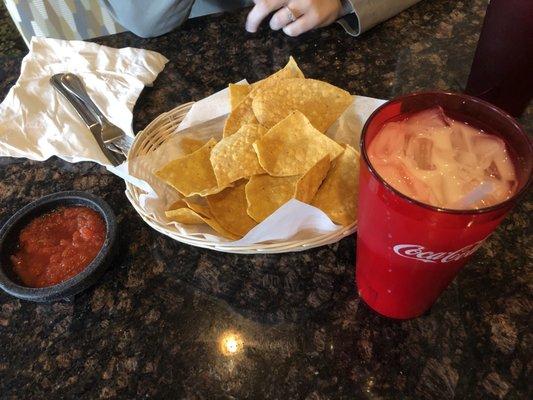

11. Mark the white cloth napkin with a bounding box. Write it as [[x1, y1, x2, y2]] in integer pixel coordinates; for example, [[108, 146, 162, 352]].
[[0, 37, 168, 167]]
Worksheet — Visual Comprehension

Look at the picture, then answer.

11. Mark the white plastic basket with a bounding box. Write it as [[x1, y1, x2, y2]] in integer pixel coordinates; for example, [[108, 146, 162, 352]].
[[125, 103, 356, 254]]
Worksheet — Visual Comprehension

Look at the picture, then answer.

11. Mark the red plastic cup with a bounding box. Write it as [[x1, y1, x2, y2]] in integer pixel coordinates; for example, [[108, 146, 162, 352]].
[[356, 92, 532, 319]]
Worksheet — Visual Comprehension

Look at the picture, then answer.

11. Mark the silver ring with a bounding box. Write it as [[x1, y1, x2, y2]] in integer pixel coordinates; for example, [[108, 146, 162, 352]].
[[285, 6, 297, 23]]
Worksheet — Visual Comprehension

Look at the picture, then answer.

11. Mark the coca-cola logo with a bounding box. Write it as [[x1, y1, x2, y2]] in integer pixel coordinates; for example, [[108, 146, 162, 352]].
[[393, 239, 486, 264]]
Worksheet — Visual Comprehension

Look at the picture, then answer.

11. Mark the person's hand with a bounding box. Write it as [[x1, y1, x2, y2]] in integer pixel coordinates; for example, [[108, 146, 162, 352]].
[[246, 0, 344, 37]]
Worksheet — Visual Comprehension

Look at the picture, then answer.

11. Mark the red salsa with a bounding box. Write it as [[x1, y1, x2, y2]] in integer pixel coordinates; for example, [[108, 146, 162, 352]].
[[10, 206, 106, 288]]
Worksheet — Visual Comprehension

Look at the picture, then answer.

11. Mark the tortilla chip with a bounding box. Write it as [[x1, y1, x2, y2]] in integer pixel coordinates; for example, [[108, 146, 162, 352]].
[[207, 181, 257, 237], [294, 156, 331, 203], [252, 78, 352, 132], [229, 83, 251, 110], [167, 199, 187, 210], [279, 56, 305, 79], [180, 137, 207, 154], [165, 206, 238, 239], [223, 96, 258, 137], [251, 56, 305, 92], [223, 57, 305, 137], [155, 138, 223, 197], [211, 124, 267, 187], [253, 111, 344, 176], [203, 218, 240, 240], [245, 156, 331, 223], [165, 208, 206, 224], [312, 145, 360, 226], [183, 197, 211, 217], [245, 174, 300, 223]]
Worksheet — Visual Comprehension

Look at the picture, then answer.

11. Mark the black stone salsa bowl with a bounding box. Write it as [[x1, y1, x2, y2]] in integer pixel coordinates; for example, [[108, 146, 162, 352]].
[[0, 191, 117, 302]]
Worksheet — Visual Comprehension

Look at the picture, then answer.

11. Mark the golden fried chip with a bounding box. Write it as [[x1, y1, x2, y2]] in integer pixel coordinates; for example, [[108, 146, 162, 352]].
[[165, 208, 206, 224], [211, 124, 267, 187], [165, 206, 238, 239], [229, 83, 251, 110], [253, 111, 344, 176], [278, 56, 305, 79], [245, 174, 300, 223], [207, 181, 257, 237], [167, 199, 187, 210], [155, 138, 223, 197], [203, 218, 240, 240], [183, 197, 211, 217], [251, 56, 305, 92], [223, 57, 304, 137], [252, 78, 352, 132], [245, 156, 331, 223], [223, 96, 258, 137], [312, 145, 360, 226], [180, 137, 207, 154], [294, 156, 331, 203]]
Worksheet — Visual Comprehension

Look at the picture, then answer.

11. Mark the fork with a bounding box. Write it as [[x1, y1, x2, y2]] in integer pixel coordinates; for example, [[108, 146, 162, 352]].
[[50, 74, 124, 167], [59, 73, 134, 156]]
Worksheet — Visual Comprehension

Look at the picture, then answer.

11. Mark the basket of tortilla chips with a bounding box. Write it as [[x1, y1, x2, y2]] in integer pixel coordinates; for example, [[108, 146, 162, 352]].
[[125, 58, 363, 253]]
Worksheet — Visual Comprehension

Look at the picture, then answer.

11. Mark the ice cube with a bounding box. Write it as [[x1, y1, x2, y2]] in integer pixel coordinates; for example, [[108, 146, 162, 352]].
[[485, 161, 501, 180], [396, 162, 433, 203], [406, 137, 435, 170], [368, 121, 406, 161], [405, 106, 450, 131], [376, 162, 415, 198], [431, 126, 454, 154], [493, 151, 516, 182], [474, 134, 504, 153], [449, 121, 472, 152], [455, 151, 478, 168]]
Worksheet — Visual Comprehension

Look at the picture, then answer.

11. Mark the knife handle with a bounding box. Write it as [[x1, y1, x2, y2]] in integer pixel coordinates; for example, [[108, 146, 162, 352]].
[[50, 74, 124, 167], [50, 74, 98, 127], [60, 73, 107, 122]]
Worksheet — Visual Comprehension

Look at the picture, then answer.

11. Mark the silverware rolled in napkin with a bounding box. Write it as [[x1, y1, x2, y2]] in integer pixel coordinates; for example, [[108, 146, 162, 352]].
[[50, 74, 125, 167]]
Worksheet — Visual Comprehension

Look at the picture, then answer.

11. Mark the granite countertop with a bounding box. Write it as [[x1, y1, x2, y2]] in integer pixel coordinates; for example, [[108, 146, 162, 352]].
[[0, 1, 531, 399]]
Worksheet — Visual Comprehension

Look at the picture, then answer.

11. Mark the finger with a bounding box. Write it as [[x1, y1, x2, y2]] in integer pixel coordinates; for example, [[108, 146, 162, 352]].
[[269, 6, 294, 31], [246, 0, 286, 33], [282, 13, 318, 37]]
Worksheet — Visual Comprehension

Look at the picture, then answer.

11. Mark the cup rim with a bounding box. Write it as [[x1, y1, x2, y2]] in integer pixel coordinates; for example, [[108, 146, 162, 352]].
[[360, 91, 533, 215]]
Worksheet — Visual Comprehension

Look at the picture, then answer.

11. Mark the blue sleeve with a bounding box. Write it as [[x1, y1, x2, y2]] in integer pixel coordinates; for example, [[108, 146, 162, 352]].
[[100, 0, 195, 38]]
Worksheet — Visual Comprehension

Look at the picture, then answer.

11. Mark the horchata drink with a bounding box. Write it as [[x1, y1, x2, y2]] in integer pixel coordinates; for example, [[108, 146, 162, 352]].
[[356, 92, 532, 319], [367, 107, 518, 210]]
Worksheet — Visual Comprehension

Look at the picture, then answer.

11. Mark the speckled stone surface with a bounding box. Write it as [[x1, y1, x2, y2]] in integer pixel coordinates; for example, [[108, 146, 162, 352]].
[[0, 1, 531, 399]]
